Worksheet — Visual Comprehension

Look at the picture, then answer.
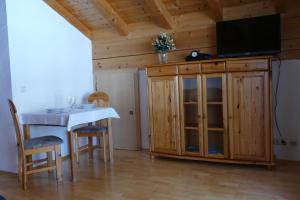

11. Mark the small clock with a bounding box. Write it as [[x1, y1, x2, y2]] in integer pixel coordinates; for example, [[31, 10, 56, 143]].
[[191, 50, 199, 58], [185, 50, 212, 61]]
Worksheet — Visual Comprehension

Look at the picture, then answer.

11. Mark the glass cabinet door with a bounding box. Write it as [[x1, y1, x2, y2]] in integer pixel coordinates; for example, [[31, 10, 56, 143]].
[[203, 74, 228, 158], [180, 76, 203, 155]]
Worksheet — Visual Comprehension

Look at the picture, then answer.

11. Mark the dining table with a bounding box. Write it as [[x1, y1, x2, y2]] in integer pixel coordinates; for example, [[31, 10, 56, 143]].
[[19, 106, 120, 181]]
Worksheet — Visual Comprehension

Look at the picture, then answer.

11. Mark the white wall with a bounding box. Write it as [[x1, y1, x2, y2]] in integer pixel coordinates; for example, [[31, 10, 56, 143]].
[[1, 0, 93, 172], [0, 0, 17, 173], [272, 60, 300, 161]]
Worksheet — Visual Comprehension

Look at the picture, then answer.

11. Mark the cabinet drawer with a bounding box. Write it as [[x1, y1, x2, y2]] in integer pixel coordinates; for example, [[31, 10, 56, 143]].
[[147, 65, 178, 76], [179, 64, 200, 74], [227, 59, 269, 72], [202, 62, 225, 73]]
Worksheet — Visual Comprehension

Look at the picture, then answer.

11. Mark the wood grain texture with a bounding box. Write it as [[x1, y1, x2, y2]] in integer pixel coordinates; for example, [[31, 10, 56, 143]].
[[202, 62, 226, 73], [43, 0, 92, 38], [147, 57, 272, 166], [90, 0, 129, 35], [226, 59, 269, 72], [42, 0, 300, 66], [147, 65, 178, 76], [148, 75, 180, 155], [57, 0, 110, 29], [145, 0, 176, 29], [178, 63, 201, 75], [1, 150, 299, 200], [228, 72, 270, 161], [207, 0, 223, 21]]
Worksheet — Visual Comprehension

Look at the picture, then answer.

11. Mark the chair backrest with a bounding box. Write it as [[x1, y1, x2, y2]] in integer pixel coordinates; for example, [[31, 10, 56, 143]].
[[88, 92, 110, 107], [8, 99, 24, 152]]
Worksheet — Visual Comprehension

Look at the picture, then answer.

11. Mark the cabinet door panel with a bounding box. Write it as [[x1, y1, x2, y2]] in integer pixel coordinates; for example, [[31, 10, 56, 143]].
[[228, 72, 270, 161], [202, 74, 228, 158], [179, 75, 203, 156], [148, 76, 180, 155]]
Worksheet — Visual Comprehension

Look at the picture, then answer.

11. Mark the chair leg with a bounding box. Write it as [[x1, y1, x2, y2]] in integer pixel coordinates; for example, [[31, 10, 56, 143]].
[[102, 132, 107, 163], [18, 152, 23, 183], [22, 156, 27, 190], [88, 137, 93, 159], [98, 136, 101, 146], [47, 152, 53, 174], [54, 144, 62, 183], [75, 133, 80, 163]]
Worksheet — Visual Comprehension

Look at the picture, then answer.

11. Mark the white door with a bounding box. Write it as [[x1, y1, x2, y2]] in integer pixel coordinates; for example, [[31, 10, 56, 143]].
[[95, 69, 140, 150]]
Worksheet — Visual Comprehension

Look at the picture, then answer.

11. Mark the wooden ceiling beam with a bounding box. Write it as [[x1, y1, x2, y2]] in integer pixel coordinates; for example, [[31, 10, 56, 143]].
[[145, 0, 176, 29], [207, 0, 223, 21], [90, 0, 129, 36], [43, 0, 92, 39]]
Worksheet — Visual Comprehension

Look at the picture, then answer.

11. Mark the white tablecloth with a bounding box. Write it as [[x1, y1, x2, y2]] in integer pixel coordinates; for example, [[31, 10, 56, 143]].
[[19, 107, 120, 131]]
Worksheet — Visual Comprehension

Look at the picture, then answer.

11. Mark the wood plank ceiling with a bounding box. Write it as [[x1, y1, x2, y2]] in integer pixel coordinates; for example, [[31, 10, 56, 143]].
[[43, 0, 300, 67], [44, 0, 283, 39]]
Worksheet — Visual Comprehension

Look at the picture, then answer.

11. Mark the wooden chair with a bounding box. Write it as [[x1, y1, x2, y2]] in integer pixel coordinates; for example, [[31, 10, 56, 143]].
[[74, 92, 110, 163], [8, 99, 63, 190]]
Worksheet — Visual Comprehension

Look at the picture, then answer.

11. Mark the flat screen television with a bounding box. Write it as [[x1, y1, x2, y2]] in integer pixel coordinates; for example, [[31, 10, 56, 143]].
[[216, 14, 281, 58]]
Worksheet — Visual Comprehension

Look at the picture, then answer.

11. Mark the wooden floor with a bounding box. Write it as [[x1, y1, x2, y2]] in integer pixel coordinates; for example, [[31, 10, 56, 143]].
[[0, 150, 300, 200]]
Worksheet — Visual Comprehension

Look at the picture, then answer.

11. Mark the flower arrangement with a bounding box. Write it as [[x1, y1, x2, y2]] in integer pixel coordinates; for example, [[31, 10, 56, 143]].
[[152, 32, 176, 53]]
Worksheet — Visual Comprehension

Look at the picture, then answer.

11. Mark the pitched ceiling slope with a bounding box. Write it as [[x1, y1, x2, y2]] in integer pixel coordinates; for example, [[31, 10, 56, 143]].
[[43, 0, 288, 40]]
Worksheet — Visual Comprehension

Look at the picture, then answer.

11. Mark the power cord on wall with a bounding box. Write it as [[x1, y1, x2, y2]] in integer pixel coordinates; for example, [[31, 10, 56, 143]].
[[274, 55, 286, 145]]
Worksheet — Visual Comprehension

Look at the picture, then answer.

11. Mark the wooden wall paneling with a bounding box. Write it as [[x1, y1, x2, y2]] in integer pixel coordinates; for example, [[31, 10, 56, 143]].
[[93, 47, 216, 70], [90, 0, 129, 35], [43, 0, 92, 39], [92, 27, 216, 59], [272, 0, 286, 13], [175, 12, 215, 31], [207, 0, 223, 21], [281, 10, 300, 59], [222, 0, 276, 21], [281, 15, 300, 40], [145, 0, 176, 29]]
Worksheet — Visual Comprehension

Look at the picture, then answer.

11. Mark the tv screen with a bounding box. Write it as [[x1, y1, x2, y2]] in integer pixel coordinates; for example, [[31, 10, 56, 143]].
[[216, 14, 281, 58]]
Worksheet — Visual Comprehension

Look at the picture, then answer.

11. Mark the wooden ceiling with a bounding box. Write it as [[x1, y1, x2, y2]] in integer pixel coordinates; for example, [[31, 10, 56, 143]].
[[43, 0, 288, 39]]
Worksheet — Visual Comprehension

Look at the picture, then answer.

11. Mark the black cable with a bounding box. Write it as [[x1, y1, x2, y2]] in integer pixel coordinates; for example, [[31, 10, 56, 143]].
[[274, 55, 283, 139]]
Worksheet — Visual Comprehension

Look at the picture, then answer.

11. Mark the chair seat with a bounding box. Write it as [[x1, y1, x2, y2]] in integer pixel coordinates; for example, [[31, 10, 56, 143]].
[[74, 125, 107, 133], [24, 136, 63, 149]]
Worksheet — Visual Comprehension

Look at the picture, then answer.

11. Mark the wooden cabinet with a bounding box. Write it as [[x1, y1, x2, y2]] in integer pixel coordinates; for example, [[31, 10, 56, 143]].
[[228, 72, 270, 161], [148, 75, 180, 155], [147, 56, 273, 166]]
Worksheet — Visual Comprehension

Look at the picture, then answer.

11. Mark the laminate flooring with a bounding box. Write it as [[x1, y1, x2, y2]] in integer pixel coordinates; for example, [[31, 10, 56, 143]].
[[0, 150, 299, 200]]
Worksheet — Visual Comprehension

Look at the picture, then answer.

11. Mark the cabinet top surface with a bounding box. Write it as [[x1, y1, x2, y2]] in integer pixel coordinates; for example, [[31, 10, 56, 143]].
[[148, 56, 273, 68]]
